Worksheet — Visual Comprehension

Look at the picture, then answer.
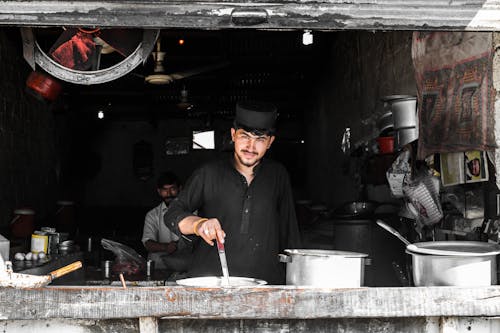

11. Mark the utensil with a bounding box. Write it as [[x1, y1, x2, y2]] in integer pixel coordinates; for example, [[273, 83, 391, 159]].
[[216, 238, 230, 286], [279, 249, 369, 287], [119, 273, 127, 289], [376, 220, 500, 286], [407, 243, 500, 287], [375, 220, 410, 246], [0, 261, 82, 288], [176, 276, 267, 287], [375, 220, 482, 256]]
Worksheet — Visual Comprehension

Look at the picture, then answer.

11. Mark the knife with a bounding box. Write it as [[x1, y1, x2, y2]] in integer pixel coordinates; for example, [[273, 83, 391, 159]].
[[216, 238, 230, 286]]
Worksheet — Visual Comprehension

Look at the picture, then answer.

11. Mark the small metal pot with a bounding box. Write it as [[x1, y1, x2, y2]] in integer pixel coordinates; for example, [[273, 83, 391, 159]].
[[279, 249, 369, 287], [391, 97, 417, 129], [395, 127, 418, 148]]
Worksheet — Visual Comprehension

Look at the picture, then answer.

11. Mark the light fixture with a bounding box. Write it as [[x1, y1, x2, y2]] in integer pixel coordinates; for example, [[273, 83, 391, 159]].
[[302, 30, 313, 46], [97, 110, 104, 119], [145, 40, 173, 85]]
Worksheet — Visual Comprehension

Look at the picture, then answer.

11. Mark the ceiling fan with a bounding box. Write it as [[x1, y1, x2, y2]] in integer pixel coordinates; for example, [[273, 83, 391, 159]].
[[142, 39, 229, 85], [22, 27, 158, 101], [48, 27, 144, 71]]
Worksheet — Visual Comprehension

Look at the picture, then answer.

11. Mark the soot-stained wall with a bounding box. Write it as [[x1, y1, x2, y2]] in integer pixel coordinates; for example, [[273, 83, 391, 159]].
[[0, 29, 59, 230], [306, 31, 417, 208]]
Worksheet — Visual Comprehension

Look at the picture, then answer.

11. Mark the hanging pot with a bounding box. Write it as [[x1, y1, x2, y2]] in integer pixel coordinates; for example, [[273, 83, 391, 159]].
[[391, 97, 417, 129], [395, 127, 418, 149]]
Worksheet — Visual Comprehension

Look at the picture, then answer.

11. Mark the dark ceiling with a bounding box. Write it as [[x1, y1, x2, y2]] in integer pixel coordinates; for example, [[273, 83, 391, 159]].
[[33, 28, 327, 122]]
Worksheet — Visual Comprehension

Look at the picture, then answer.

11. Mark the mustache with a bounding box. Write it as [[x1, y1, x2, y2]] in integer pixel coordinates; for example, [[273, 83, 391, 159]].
[[241, 149, 257, 155]]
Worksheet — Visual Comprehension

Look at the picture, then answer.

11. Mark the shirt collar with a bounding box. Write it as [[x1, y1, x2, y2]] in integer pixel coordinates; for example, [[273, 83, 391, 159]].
[[229, 155, 266, 176]]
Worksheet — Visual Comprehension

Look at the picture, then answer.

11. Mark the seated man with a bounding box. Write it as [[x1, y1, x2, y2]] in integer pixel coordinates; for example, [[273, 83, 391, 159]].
[[142, 172, 192, 272]]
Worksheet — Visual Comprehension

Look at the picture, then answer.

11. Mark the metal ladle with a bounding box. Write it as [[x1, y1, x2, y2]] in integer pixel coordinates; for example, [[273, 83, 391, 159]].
[[376, 220, 481, 256], [376, 220, 410, 246]]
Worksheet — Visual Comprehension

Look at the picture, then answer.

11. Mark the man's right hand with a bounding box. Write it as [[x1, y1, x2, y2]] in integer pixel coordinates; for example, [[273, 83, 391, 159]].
[[179, 216, 226, 246], [196, 218, 226, 246]]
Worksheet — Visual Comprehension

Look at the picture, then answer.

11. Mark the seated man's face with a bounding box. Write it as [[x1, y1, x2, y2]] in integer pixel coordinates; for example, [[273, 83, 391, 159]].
[[158, 184, 179, 205]]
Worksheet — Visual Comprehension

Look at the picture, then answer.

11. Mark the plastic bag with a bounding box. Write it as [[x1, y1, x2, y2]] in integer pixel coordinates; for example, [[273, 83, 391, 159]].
[[101, 238, 146, 276]]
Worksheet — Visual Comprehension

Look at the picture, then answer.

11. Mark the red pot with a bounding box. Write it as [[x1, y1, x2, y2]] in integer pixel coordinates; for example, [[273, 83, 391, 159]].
[[26, 71, 62, 102], [377, 136, 394, 154]]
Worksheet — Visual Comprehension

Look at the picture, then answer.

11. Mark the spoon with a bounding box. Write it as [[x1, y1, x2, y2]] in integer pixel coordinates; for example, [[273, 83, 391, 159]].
[[216, 238, 230, 286]]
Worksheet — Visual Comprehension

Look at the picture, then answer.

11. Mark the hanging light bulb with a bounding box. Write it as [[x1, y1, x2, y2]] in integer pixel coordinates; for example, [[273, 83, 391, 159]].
[[302, 30, 313, 46], [97, 110, 104, 119]]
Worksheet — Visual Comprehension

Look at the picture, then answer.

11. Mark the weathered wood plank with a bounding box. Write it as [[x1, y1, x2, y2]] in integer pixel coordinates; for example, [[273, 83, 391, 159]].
[[1, 286, 500, 320], [1, 0, 500, 31]]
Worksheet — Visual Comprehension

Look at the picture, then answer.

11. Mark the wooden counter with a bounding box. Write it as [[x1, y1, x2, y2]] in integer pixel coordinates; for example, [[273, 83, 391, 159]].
[[1, 285, 500, 319], [1, 285, 500, 332]]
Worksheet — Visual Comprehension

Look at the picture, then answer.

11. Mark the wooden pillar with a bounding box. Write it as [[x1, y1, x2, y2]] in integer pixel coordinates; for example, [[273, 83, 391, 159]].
[[493, 32, 500, 190], [139, 316, 158, 333]]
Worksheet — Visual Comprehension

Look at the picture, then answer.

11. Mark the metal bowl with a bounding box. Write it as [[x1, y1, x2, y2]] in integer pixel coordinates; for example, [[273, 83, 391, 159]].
[[176, 276, 267, 287]]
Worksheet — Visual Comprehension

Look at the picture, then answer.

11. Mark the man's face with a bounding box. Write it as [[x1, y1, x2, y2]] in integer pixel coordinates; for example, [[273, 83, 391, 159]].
[[472, 159, 481, 177], [231, 128, 275, 168], [157, 184, 179, 205]]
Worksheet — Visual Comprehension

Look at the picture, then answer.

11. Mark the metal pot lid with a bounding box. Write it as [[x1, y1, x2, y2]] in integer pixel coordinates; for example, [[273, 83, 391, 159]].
[[407, 241, 500, 257], [176, 276, 267, 287], [13, 208, 35, 215], [380, 95, 415, 102], [284, 249, 368, 258]]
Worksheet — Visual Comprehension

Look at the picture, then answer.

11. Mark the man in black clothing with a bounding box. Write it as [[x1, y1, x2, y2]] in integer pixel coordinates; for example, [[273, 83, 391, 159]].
[[165, 101, 301, 284]]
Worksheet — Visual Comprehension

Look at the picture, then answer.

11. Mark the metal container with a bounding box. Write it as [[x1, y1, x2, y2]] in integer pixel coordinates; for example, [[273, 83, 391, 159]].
[[407, 241, 500, 286], [176, 276, 267, 287], [102, 260, 111, 279], [146, 260, 155, 277], [391, 97, 417, 129], [279, 249, 368, 287], [395, 127, 418, 148], [377, 112, 394, 133]]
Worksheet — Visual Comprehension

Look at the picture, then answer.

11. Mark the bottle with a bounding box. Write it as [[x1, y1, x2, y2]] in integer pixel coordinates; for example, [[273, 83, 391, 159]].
[[341, 127, 351, 155]]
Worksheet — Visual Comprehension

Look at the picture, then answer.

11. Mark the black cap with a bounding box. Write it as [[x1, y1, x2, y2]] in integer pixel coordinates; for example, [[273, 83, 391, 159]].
[[234, 101, 277, 133]]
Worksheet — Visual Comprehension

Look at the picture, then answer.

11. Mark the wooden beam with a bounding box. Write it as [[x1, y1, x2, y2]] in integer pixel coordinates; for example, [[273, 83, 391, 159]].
[[1, 0, 500, 31], [1, 286, 500, 320]]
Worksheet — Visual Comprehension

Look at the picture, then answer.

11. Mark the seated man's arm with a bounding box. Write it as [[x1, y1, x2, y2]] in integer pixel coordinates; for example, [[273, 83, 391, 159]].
[[144, 239, 177, 254], [142, 210, 177, 254]]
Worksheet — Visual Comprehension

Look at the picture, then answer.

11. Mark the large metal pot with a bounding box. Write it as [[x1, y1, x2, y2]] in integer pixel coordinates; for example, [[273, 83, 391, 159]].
[[279, 249, 368, 287], [407, 241, 500, 286]]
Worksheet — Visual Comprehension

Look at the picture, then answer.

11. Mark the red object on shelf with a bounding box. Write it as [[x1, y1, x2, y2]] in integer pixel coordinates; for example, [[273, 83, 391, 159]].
[[10, 208, 35, 239], [377, 136, 394, 154], [26, 71, 62, 102]]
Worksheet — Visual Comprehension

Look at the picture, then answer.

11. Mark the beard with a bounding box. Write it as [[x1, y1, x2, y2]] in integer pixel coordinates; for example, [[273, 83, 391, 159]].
[[163, 196, 176, 205], [235, 149, 261, 167]]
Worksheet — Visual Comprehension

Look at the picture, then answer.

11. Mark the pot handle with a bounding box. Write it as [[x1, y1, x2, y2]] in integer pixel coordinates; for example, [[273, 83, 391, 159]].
[[278, 254, 292, 263]]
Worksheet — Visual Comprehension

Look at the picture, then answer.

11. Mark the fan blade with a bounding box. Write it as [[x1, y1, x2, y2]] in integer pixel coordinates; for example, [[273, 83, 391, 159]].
[[98, 29, 143, 57], [48, 28, 79, 55], [167, 62, 229, 81], [91, 45, 103, 71], [49, 29, 96, 70]]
